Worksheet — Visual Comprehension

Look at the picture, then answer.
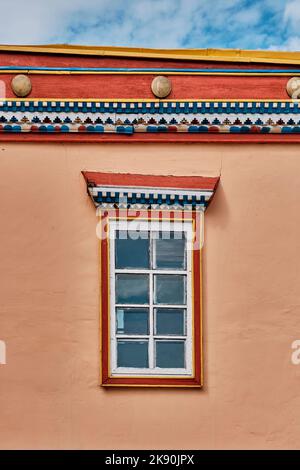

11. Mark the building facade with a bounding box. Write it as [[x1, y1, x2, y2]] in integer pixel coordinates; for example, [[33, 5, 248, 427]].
[[1, 45, 300, 449]]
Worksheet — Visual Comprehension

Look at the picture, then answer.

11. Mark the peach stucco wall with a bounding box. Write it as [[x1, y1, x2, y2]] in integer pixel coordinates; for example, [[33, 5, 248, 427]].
[[0, 142, 300, 449]]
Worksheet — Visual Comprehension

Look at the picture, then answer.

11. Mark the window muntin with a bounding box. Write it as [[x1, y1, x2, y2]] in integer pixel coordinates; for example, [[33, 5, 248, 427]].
[[109, 220, 193, 377]]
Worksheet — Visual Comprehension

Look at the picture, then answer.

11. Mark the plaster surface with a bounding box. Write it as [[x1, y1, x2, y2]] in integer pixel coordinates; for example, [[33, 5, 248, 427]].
[[0, 143, 299, 449]]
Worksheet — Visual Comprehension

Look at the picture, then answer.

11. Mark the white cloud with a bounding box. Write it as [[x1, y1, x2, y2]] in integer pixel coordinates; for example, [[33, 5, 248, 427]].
[[0, 0, 297, 51], [284, 0, 300, 30], [269, 36, 300, 51]]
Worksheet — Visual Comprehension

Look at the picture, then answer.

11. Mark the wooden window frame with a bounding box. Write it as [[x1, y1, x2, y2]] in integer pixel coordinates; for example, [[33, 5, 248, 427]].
[[110, 219, 193, 377], [100, 209, 203, 388]]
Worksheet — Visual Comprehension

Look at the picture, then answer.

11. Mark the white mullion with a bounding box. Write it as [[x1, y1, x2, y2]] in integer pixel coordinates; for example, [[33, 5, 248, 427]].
[[114, 268, 188, 275], [185, 225, 193, 374], [149, 231, 154, 369], [153, 229, 157, 269], [110, 225, 117, 373], [153, 335, 187, 340], [116, 334, 150, 339], [150, 303, 187, 309], [116, 303, 186, 308], [115, 303, 149, 308], [114, 367, 190, 376]]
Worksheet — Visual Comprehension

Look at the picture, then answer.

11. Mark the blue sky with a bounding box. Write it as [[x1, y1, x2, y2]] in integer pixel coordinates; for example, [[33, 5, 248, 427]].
[[1, 0, 300, 50]]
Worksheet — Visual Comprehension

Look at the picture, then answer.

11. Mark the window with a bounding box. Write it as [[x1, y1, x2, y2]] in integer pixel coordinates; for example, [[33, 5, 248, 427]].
[[83, 171, 220, 387], [99, 210, 203, 388], [110, 221, 193, 377]]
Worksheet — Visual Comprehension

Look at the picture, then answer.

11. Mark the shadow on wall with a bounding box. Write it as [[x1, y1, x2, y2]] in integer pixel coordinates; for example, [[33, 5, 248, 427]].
[[201, 180, 229, 392], [0, 340, 6, 364], [207, 181, 229, 230]]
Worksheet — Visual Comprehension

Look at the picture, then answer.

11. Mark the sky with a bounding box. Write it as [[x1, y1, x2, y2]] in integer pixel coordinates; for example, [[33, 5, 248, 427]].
[[1, 0, 300, 50]]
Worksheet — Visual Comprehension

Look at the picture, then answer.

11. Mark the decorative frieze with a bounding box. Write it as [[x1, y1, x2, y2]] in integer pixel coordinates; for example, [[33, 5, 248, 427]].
[[1, 99, 300, 134]]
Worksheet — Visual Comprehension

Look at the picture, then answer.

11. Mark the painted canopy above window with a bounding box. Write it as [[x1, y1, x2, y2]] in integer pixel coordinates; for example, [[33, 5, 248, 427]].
[[82, 171, 220, 211]]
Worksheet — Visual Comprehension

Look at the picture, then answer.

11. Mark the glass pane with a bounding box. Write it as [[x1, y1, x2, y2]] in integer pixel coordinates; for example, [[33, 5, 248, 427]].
[[155, 341, 185, 368], [154, 275, 186, 305], [154, 232, 186, 269], [116, 274, 149, 304], [115, 230, 149, 269], [155, 308, 185, 335], [116, 308, 149, 335], [117, 340, 148, 368]]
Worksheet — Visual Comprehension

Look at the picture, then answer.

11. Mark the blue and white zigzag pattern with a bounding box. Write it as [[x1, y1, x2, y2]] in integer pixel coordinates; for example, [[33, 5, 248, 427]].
[[88, 185, 213, 210], [1, 100, 300, 134]]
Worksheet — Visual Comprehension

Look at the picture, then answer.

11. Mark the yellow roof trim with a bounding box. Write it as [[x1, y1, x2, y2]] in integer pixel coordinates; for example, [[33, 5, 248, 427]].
[[1, 44, 300, 65]]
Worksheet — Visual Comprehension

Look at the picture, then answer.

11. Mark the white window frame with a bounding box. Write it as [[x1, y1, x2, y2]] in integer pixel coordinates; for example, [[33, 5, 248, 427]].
[[109, 219, 194, 377]]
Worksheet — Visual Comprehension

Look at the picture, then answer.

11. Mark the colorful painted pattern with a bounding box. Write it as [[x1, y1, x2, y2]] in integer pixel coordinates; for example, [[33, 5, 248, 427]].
[[2, 100, 300, 134], [87, 185, 214, 210], [2, 66, 300, 75]]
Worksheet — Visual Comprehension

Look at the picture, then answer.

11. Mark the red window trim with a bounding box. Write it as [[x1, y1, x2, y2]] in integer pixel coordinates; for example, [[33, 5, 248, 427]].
[[100, 209, 203, 388]]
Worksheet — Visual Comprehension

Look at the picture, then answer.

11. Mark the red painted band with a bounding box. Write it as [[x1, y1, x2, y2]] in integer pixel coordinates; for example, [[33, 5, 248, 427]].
[[0, 74, 291, 100], [83, 171, 219, 191], [2, 51, 299, 70], [1, 133, 300, 143]]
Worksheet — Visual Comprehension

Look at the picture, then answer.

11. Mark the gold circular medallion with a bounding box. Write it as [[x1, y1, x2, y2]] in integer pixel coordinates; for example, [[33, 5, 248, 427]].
[[286, 77, 300, 99], [11, 74, 32, 97], [151, 76, 172, 98]]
